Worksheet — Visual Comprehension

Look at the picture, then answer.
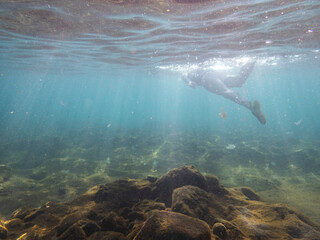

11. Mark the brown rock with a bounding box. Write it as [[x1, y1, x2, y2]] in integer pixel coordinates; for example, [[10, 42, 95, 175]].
[[127, 223, 144, 240], [171, 185, 210, 220], [78, 220, 100, 236], [4, 218, 24, 230], [89, 231, 128, 240], [23, 209, 44, 222], [205, 175, 228, 196], [57, 224, 86, 240], [119, 207, 132, 218], [12, 207, 36, 220], [212, 222, 227, 239], [56, 212, 87, 236], [146, 176, 157, 183], [39, 202, 70, 218], [132, 200, 165, 214], [93, 179, 158, 209], [86, 205, 108, 221], [133, 210, 211, 240], [219, 220, 245, 239], [0, 225, 7, 239], [155, 166, 208, 206], [100, 212, 127, 234], [28, 212, 59, 228], [240, 187, 261, 201], [127, 211, 145, 221]]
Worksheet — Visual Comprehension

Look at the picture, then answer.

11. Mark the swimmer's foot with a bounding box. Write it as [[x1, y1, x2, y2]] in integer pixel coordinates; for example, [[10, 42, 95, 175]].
[[251, 100, 266, 125]]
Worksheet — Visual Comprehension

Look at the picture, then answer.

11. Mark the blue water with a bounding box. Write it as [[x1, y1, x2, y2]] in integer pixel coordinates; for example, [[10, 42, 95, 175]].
[[1, 59, 320, 139], [0, 0, 320, 222]]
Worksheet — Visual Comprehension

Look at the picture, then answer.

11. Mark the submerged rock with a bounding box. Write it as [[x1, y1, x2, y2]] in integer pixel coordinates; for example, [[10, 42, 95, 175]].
[[89, 231, 127, 240], [205, 175, 229, 196], [172, 185, 210, 220], [212, 222, 227, 239], [155, 165, 208, 206], [0, 225, 8, 239], [91, 179, 158, 209], [133, 210, 211, 240], [1, 165, 320, 240], [100, 212, 127, 234], [240, 187, 261, 201], [58, 224, 87, 240]]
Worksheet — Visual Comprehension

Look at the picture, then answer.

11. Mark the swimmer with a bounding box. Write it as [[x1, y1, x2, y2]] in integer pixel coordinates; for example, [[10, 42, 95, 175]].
[[182, 61, 266, 124]]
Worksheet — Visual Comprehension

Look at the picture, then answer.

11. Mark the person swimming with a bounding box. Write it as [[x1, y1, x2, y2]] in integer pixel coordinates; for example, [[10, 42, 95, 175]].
[[182, 61, 266, 125]]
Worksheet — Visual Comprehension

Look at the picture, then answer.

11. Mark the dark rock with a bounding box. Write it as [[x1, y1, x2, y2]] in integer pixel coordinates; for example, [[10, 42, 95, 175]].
[[0, 225, 7, 239], [87, 210, 99, 221], [93, 179, 158, 209], [24, 209, 44, 222], [24, 222, 35, 228], [205, 175, 228, 195], [146, 176, 157, 183], [271, 205, 290, 220], [240, 187, 261, 201], [155, 166, 208, 206], [119, 207, 132, 218], [12, 207, 37, 220], [31, 212, 60, 228], [85, 205, 107, 221], [56, 212, 86, 236], [127, 211, 145, 221], [219, 220, 245, 239], [15, 231, 38, 240], [39, 202, 70, 218], [134, 210, 211, 240], [127, 223, 144, 240], [58, 224, 86, 240], [4, 218, 24, 230], [132, 200, 165, 214], [212, 222, 227, 239], [79, 220, 100, 236], [172, 185, 210, 220], [89, 231, 128, 240], [100, 212, 127, 234]]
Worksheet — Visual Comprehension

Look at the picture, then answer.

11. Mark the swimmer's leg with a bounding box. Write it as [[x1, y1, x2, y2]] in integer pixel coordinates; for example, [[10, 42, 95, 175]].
[[202, 77, 266, 125], [224, 61, 256, 88], [203, 78, 252, 109], [219, 88, 252, 109], [218, 88, 266, 125], [250, 100, 266, 125]]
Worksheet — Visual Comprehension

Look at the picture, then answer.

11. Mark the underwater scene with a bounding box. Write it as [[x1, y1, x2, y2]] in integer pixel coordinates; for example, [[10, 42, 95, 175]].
[[0, 0, 320, 239]]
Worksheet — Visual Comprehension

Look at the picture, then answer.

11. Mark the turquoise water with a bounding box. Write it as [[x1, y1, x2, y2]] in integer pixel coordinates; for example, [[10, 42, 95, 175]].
[[1, 60, 320, 138], [0, 0, 320, 223]]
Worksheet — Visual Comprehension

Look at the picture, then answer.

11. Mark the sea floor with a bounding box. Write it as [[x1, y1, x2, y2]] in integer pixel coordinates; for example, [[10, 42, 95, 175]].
[[0, 127, 319, 224]]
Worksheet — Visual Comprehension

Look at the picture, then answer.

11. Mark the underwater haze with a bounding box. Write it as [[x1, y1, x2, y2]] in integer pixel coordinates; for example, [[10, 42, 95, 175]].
[[1, 0, 320, 224]]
